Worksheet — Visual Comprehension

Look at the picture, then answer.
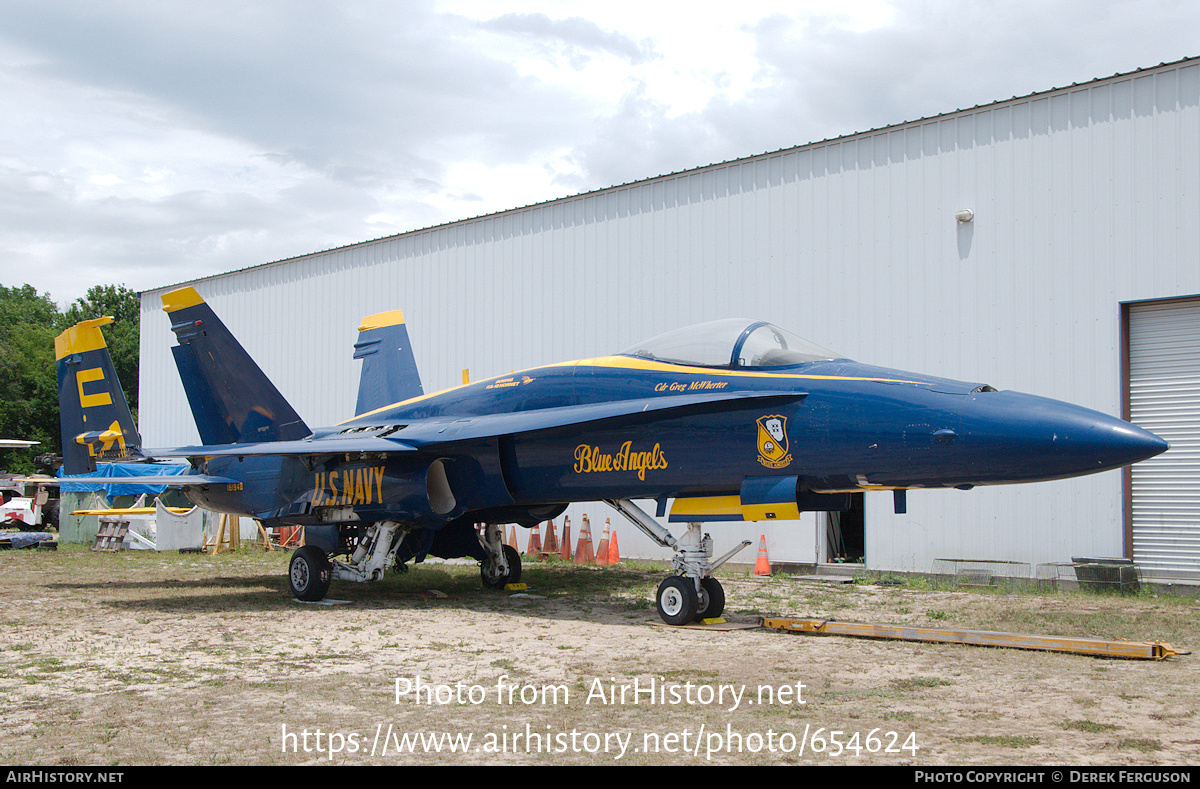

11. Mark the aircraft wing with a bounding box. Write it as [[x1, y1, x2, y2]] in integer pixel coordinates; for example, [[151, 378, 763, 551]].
[[140, 390, 808, 460], [391, 389, 810, 447], [143, 436, 419, 460]]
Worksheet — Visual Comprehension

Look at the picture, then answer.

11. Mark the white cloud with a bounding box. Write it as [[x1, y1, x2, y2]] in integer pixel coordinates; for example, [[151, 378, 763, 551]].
[[0, 0, 1195, 306]]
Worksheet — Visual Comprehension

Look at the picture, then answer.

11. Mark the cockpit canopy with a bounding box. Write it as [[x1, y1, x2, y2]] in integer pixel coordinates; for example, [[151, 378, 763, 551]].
[[619, 319, 843, 369]]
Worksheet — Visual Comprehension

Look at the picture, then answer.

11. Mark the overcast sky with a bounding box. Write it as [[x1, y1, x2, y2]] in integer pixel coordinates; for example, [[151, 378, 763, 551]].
[[1, 0, 1196, 308]]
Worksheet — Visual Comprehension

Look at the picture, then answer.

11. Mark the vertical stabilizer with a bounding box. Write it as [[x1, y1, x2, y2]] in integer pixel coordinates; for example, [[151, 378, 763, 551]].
[[353, 310, 424, 416], [161, 287, 309, 445], [55, 316, 142, 474]]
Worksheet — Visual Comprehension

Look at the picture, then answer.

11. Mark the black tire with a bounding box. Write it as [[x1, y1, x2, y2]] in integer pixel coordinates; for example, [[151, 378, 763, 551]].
[[289, 545, 332, 601], [696, 577, 725, 620], [481, 544, 522, 589], [42, 499, 60, 531], [656, 576, 698, 626]]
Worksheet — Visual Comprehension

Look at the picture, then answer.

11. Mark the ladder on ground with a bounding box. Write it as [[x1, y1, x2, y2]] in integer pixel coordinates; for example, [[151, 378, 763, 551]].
[[92, 517, 129, 552]]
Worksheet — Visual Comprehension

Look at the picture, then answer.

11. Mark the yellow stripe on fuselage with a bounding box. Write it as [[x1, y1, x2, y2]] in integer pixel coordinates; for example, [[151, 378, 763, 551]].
[[342, 355, 926, 424], [343, 382, 474, 423], [574, 356, 925, 384]]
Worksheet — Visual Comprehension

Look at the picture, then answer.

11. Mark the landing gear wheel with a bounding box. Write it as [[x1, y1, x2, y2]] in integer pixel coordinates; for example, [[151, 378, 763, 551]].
[[696, 577, 725, 620], [481, 544, 522, 589], [289, 545, 332, 601], [656, 576, 698, 626]]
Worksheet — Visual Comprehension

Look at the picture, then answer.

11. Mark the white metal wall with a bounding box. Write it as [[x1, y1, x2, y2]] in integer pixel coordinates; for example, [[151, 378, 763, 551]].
[[140, 58, 1200, 574]]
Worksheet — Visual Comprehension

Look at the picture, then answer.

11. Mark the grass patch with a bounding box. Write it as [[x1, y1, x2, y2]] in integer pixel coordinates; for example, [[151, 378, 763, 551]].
[[2, 543, 1199, 765], [1061, 720, 1121, 733], [891, 677, 953, 691], [953, 734, 1040, 748]]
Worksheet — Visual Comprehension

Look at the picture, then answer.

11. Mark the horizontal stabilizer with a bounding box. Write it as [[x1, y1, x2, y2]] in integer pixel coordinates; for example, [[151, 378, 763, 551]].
[[36, 474, 241, 487], [71, 507, 196, 515]]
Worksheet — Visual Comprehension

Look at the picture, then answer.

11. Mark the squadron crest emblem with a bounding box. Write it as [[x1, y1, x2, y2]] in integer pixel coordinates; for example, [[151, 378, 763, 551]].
[[756, 415, 793, 469]]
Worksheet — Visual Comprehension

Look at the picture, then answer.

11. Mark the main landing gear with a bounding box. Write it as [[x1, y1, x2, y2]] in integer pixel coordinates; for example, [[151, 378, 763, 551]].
[[605, 499, 749, 626], [479, 523, 522, 589], [289, 520, 411, 601], [289, 545, 332, 601], [288, 509, 740, 625], [288, 520, 523, 602]]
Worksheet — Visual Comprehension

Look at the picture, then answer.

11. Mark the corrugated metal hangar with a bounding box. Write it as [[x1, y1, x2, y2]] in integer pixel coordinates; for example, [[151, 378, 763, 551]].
[[139, 57, 1200, 581]]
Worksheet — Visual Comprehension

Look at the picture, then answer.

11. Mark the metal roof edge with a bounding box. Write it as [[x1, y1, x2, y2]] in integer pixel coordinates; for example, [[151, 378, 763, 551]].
[[143, 54, 1200, 297]]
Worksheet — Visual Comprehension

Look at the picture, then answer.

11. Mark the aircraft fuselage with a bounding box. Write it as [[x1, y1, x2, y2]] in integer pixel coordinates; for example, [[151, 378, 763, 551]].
[[184, 354, 1166, 530], [57, 300, 1170, 617]]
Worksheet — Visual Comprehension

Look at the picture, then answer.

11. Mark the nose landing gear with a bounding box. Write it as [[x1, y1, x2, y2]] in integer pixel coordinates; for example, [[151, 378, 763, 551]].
[[655, 576, 698, 625], [607, 499, 748, 626], [655, 573, 728, 625]]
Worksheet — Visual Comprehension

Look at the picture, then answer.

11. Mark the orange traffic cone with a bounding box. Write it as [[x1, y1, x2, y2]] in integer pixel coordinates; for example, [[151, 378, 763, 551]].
[[542, 519, 559, 559], [574, 514, 595, 564], [595, 519, 611, 566], [755, 534, 772, 576], [526, 521, 542, 556], [607, 527, 620, 565], [559, 516, 572, 561], [507, 525, 519, 551]]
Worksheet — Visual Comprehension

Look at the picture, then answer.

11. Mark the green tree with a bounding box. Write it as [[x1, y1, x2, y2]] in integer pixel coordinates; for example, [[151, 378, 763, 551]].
[[0, 285, 62, 473]]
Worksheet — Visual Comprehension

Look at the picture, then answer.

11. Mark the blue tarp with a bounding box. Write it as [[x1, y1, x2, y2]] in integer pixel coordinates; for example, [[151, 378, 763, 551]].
[[56, 463, 191, 496], [0, 532, 55, 549]]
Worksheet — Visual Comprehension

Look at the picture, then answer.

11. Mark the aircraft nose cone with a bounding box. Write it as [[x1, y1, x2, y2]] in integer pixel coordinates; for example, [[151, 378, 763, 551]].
[[972, 392, 1169, 482], [1058, 414, 1169, 472], [1096, 419, 1170, 466]]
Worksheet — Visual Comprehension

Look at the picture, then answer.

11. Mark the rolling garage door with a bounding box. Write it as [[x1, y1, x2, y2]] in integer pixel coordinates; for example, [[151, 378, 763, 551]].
[[1127, 298, 1200, 580]]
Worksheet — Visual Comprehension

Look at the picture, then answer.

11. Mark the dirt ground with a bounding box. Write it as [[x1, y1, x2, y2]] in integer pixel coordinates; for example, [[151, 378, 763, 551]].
[[1, 543, 1198, 767]]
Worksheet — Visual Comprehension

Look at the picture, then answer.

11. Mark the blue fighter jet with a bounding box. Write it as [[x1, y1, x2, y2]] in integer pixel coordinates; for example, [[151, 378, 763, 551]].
[[55, 288, 1168, 624]]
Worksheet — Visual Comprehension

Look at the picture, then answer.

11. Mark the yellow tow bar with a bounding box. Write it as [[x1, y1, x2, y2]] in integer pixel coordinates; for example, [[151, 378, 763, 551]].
[[761, 618, 1189, 660]]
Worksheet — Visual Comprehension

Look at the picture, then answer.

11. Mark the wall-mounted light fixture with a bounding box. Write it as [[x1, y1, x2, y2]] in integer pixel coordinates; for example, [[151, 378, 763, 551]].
[[955, 209, 974, 222]]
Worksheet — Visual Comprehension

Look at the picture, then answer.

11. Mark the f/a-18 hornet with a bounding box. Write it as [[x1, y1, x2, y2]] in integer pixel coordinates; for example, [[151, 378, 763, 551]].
[[55, 287, 1167, 624]]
